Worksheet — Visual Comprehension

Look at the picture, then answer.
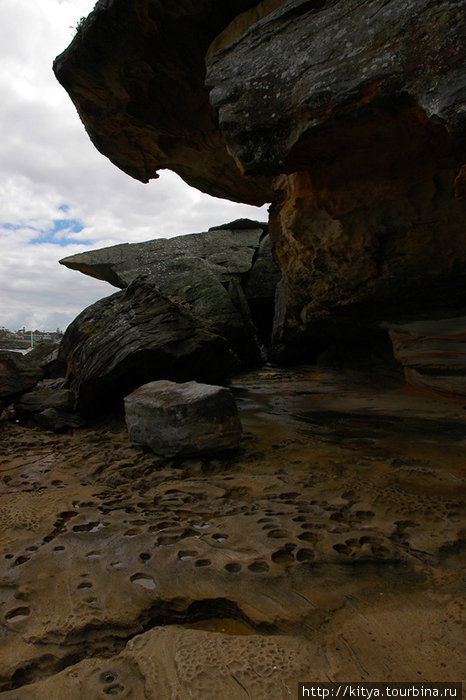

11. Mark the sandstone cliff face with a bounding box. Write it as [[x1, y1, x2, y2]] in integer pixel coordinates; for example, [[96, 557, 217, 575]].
[[54, 0, 466, 391], [206, 0, 466, 360]]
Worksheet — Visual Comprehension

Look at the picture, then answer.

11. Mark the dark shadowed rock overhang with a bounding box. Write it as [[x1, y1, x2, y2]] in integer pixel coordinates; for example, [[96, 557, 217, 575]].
[[53, 0, 273, 204], [53, 0, 466, 392]]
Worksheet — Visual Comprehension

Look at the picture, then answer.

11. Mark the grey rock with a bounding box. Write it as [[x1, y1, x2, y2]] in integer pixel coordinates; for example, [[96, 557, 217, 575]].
[[28, 342, 65, 378], [58, 278, 238, 414], [60, 225, 277, 364], [60, 227, 264, 289], [0, 351, 43, 405], [14, 380, 75, 415], [124, 380, 242, 457], [244, 234, 281, 304], [14, 380, 85, 432], [35, 407, 85, 431]]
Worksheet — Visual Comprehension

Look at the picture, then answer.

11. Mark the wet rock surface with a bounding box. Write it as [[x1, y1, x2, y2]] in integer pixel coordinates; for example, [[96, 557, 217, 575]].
[[125, 380, 242, 457], [53, 0, 466, 374], [0, 366, 464, 694]]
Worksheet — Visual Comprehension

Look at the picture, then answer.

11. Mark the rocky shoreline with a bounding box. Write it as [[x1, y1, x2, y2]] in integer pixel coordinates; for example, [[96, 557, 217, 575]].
[[0, 364, 464, 695], [1, 0, 465, 694]]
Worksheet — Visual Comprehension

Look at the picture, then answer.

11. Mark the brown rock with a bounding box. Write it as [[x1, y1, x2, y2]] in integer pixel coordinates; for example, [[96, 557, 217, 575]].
[[205, 0, 466, 360], [54, 0, 466, 367], [0, 366, 464, 692]]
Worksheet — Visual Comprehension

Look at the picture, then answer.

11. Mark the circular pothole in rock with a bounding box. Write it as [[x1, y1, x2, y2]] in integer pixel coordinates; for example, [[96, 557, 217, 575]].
[[130, 573, 156, 590], [296, 548, 314, 562], [225, 562, 242, 573], [248, 561, 270, 573], [212, 533, 228, 541], [104, 685, 125, 696], [139, 552, 151, 561], [177, 550, 198, 560], [123, 528, 140, 537], [5, 606, 31, 623], [194, 559, 211, 567], [298, 532, 318, 543], [100, 672, 117, 684], [267, 529, 289, 539], [271, 549, 295, 566], [77, 581, 93, 590], [157, 535, 180, 546], [192, 521, 211, 529]]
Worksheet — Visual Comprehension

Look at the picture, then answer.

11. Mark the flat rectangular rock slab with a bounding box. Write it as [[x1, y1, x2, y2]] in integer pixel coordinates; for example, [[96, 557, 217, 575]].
[[124, 380, 242, 457]]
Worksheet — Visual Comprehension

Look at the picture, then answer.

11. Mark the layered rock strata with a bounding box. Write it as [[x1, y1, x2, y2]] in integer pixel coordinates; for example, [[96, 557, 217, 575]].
[[387, 316, 466, 396], [60, 222, 281, 365], [58, 279, 238, 413], [52, 0, 273, 204], [206, 0, 466, 361]]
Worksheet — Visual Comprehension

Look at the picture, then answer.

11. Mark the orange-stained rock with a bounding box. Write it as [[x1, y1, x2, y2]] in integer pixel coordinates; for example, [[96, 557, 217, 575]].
[[269, 168, 466, 359]]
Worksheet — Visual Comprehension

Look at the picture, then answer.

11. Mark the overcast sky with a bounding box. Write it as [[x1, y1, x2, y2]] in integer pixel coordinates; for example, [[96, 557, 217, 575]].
[[0, 0, 268, 333]]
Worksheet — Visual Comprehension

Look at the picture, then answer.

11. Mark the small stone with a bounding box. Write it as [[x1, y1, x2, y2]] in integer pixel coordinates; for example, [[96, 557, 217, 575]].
[[124, 380, 242, 458]]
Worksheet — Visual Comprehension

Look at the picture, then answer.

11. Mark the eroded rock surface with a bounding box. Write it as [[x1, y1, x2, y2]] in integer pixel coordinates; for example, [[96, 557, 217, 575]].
[[125, 380, 242, 457], [58, 279, 238, 413], [0, 366, 464, 694], [388, 316, 466, 396], [60, 223, 280, 364], [205, 0, 466, 360], [54, 0, 466, 377]]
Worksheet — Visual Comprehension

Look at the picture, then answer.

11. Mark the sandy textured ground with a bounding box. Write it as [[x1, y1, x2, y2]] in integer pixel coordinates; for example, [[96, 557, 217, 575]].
[[0, 365, 464, 698]]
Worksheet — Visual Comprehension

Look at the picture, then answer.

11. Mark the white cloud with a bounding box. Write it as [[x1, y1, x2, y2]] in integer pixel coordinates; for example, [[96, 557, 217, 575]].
[[0, 0, 268, 332]]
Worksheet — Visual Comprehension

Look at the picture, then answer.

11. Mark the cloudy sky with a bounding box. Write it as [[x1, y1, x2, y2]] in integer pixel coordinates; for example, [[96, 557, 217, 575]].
[[0, 0, 268, 333]]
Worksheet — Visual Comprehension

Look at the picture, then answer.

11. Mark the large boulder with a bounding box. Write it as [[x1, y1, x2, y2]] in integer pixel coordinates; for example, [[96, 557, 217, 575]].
[[60, 223, 280, 364], [60, 225, 266, 289], [0, 351, 43, 406], [58, 278, 239, 413], [124, 379, 242, 457]]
